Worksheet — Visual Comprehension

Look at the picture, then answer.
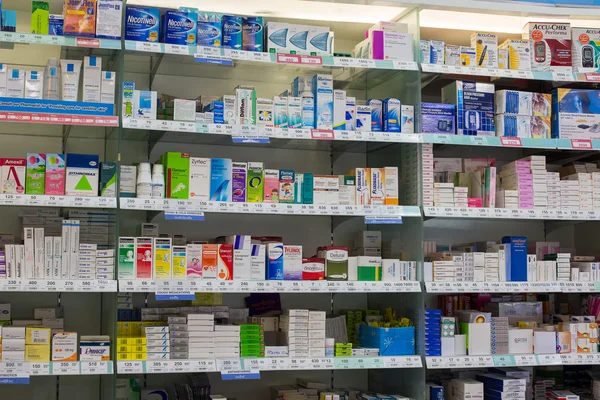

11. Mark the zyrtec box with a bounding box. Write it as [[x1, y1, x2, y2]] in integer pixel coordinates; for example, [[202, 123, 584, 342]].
[[522, 22, 572, 72]]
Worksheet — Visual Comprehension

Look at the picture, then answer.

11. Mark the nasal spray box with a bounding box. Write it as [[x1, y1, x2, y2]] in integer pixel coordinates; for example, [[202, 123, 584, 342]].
[[470, 33, 498, 68], [572, 28, 600, 76], [383, 98, 401, 132], [65, 154, 99, 197], [369, 99, 383, 132], [522, 22, 572, 72], [346, 97, 356, 131], [312, 74, 333, 130], [333, 90, 346, 130]]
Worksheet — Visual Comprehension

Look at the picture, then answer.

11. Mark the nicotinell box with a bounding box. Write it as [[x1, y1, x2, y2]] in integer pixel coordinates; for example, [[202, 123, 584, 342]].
[[153, 237, 172, 279], [65, 153, 99, 197], [333, 90, 346, 130], [346, 97, 356, 131], [323, 247, 348, 281], [383, 98, 401, 133], [223, 15, 242, 50], [264, 169, 279, 202], [162, 10, 197, 45], [302, 258, 325, 280], [279, 170, 295, 203], [96, 0, 122, 40], [288, 97, 302, 128], [163, 152, 190, 199], [118, 237, 135, 279], [312, 74, 333, 130], [442, 81, 495, 136], [267, 242, 284, 280], [125, 6, 160, 42], [356, 105, 371, 132], [189, 157, 210, 200], [470, 33, 498, 68], [370, 168, 385, 205], [247, 162, 264, 202], [135, 237, 152, 279], [64, 0, 97, 37], [209, 158, 232, 202], [572, 28, 600, 76], [401, 105, 414, 133], [236, 87, 256, 125], [26, 153, 46, 195], [283, 245, 302, 280], [522, 22, 572, 72], [499, 39, 532, 70], [197, 12, 222, 47], [369, 99, 383, 132], [242, 16, 263, 52], [232, 162, 247, 202]]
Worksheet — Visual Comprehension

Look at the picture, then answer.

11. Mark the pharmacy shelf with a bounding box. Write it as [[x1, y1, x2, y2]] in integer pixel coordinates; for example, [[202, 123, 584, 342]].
[[425, 281, 597, 294], [425, 354, 562, 369], [117, 356, 422, 374], [0, 112, 119, 127], [120, 198, 421, 218], [423, 207, 599, 220], [119, 279, 421, 293], [0, 32, 121, 49], [422, 134, 556, 149], [125, 41, 418, 71], [0, 194, 117, 209], [0, 361, 114, 377], [421, 64, 576, 82], [0, 279, 117, 292]]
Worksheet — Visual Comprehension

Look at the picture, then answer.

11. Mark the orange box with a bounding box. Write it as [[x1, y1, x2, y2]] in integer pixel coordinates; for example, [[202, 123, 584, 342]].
[[201, 244, 218, 279], [64, 0, 97, 37], [217, 244, 233, 280]]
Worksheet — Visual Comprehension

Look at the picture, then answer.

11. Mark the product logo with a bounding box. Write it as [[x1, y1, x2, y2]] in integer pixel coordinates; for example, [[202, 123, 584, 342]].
[[89, 161, 97, 167], [532, 24, 568, 31], [513, 337, 528, 343], [285, 247, 302, 254], [197, 23, 221, 39], [243, 22, 262, 35], [84, 348, 109, 355], [127, 11, 158, 27], [327, 250, 347, 260], [223, 22, 242, 33], [168, 16, 195, 30], [303, 263, 324, 272], [269, 245, 283, 260], [191, 159, 208, 165]]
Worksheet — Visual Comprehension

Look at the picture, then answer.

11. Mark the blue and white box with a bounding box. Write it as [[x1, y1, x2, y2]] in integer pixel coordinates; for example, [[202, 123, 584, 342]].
[[222, 15, 243, 50], [307, 26, 331, 55], [401, 105, 414, 133], [333, 90, 346, 130], [346, 97, 356, 131], [266, 22, 289, 53], [495, 115, 531, 138], [133, 90, 157, 119], [495, 90, 533, 115], [162, 10, 198, 45], [267, 242, 283, 280], [49, 14, 63, 36], [197, 12, 222, 47], [368, 99, 383, 132], [125, 6, 160, 42], [383, 98, 401, 132], [356, 105, 371, 132], [442, 80, 495, 136], [421, 102, 455, 134], [209, 158, 232, 202], [312, 74, 333, 129], [242, 16, 263, 52], [501, 236, 527, 281]]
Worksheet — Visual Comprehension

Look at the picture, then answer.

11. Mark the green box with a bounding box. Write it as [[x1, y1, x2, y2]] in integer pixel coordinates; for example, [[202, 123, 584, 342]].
[[100, 162, 117, 197], [31, 1, 49, 34], [163, 152, 190, 199], [247, 162, 264, 203], [26, 153, 46, 195]]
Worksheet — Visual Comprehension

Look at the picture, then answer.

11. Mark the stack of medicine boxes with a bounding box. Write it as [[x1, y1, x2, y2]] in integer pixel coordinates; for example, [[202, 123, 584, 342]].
[[335, 342, 352, 357], [145, 325, 169, 360], [476, 374, 527, 400], [3, 326, 26, 361], [26, 326, 51, 362], [166, 315, 186, 360], [425, 309, 442, 356], [186, 314, 215, 360], [309, 311, 326, 358], [441, 317, 455, 356], [491, 317, 509, 355], [281, 309, 308, 358], [215, 324, 240, 359], [239, 324, 262, 358], [423, 144, 434, 207]]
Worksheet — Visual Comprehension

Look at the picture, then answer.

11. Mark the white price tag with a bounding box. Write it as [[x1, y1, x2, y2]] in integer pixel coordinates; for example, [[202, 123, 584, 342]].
[[165, 44, 191, 55], [552, 71, 574, 81], [118, 361, 144, 374], [29, 362, 50, 375], [146, 361, 169, 373], [515, 355, 537, 366], [80, 361, 110, 375], [216, 358, 241, 371], [53, 361, 80, 375], [195, 359, 216, 372], [249, 52, 271, 63], [136, 41, 162, 52]]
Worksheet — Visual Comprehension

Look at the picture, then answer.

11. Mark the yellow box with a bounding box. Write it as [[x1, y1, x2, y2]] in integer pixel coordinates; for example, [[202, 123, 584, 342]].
[[26, 326, 51, 345], [117, 338, 130, 345], [131, 345, 146, 353], [130, 322, 143, 337], [499, 39, 531, 71], [26, 345, 50, 362], [117, 352, 131, 361], [117, 322, 131, 336], [117, 345, 129, 353], [132, 352, 147, 360]]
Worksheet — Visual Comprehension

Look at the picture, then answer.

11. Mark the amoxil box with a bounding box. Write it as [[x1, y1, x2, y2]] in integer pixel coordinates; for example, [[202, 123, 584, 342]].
[[64, 0, 97, 37], [217, 244, 233, 280]]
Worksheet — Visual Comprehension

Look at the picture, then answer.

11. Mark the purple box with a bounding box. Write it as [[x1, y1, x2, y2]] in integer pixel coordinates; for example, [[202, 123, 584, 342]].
[[232, 162, 247, 202], [421, 103, 456, 134]]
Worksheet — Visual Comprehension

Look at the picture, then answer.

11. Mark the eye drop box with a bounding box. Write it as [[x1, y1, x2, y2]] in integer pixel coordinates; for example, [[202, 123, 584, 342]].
[[401, 105, 414, 133], [522, 22, 572, 72], [209, 158, 232, 202], [312, 74, 333, 130], [251, 244, 266, 280], [279, 170, 295, 203], [323, 247, 348, 281], [189, 157, 210, 200], [283, 245, 302, 280], [471, 33, 498, 68], [172, 246, 187, 278], [267, 242, 284, 280], [264, 169, 279, 203], [135, 237, 152, 279], [65, 154, 99, 197], [201, 244, 218, 279], [153, 237, 172, 280], [333, 90, 346, 130], [118, 237, 135, 279], [1, 158, 25, 194], [235, 87, 257, 125], [163, 152, 190, 199], [499, 39, 532, 70], [26, 153, 46, 195]]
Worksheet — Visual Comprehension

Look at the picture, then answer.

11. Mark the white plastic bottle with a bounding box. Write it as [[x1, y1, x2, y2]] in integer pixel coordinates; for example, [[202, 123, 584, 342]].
[[152, 163, 165, 199], [43, 58, 60, 100], [137, 162, 152, 198]]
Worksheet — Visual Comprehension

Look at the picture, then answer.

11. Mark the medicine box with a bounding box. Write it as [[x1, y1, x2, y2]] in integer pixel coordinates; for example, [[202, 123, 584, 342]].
[[421, 103, 456, 134], [499, 39, 532, 70], [522, 22, 572, 72], [470, 33, 498, 68], [442, 81, 495, 136], [552, 88, 600, 139]]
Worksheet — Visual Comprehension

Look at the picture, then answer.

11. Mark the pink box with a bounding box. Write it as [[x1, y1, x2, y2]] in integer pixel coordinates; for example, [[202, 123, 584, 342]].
[[45, 154, 65, 195], [468, 198, 483, 207]]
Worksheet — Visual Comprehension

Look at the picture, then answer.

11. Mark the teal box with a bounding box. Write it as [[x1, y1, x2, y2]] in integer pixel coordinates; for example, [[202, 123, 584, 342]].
[[100, 162, 117, 197], [358, 326, 415, 356], [302, 173, 313, 204]]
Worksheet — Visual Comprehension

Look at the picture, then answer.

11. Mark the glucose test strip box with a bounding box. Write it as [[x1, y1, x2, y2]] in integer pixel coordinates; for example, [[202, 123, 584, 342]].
[[522, 22, 572, 72], [65, 154, 99, 197], [499, 39, 532, 70], [442, 81, 495, 136], [471, 33, 498, 68]]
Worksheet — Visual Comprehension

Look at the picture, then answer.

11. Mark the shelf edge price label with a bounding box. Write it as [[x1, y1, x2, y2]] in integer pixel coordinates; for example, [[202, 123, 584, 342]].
[[80, 361, 110, 375], [500, 137, 522, 147], [571, 139, 593, 150], [53, 361, 80, 375], [118, 361, 144, 374]]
